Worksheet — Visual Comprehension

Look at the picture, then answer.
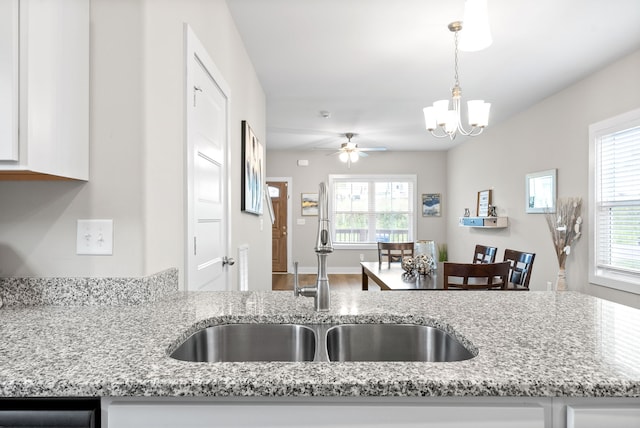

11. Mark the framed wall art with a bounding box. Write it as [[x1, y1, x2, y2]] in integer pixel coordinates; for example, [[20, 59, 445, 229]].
[[477, 189, 492, 217], [525, 169, 557, 213], [422, 193, 441, 217], [241, 120, 264, 215], [301, 193, 319, 216]]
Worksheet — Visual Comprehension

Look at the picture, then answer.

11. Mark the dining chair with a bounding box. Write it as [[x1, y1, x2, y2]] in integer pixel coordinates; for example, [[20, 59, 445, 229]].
[[472, 244, 498, 264], [443, 261, 510, 290], [502, 249, 536, 290], [377, 242, 414, 268]]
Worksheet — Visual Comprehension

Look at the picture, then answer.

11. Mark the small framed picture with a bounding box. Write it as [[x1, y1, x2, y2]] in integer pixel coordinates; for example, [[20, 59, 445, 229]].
[[422, 193, 441, 217], [477, 189, 492, 217], [241, 120, 264, 215], [301, 193, 319, 216]]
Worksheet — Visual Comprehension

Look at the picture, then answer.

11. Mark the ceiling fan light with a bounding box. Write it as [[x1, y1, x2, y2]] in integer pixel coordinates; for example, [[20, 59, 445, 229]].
[[467, 100, 491, 127], [459, 0, 492, 52], [339, 151, 349, 163], [349, 151, 359, 162], [423, 106, 437, 131]]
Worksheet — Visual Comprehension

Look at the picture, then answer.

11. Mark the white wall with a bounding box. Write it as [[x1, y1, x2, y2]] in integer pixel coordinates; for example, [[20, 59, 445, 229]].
[[447, 49, 640, 307], [0, 0, 270, 291], [139, 0, 269, 290], [266, 150, 447, 273]]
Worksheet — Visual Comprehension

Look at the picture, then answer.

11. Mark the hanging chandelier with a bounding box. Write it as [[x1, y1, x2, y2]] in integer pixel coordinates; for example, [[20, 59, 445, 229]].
[[423, 21, 491, 140]]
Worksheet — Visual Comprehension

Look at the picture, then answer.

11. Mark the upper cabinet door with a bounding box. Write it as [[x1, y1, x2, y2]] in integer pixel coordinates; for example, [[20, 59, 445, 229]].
[[0, 0, 19, 161], [0, 0, 89, 180]]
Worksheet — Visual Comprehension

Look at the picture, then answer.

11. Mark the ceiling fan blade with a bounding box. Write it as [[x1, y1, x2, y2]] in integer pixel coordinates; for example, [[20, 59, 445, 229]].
[[358, 151, 369, 158], [357, 147, 387, 152]]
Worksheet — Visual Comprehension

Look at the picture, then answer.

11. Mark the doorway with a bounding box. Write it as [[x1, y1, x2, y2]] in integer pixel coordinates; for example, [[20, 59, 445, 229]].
[[185, 25, 231, 291], [267, 178, 292, 273]]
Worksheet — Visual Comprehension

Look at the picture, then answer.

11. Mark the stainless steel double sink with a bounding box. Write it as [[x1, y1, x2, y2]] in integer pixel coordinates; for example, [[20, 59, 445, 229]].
[[169, 323, 475, 363]]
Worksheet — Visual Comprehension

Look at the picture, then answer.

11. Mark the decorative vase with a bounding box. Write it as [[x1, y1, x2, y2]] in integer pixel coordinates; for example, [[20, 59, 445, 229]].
[[414, 240, 437, 270], [555, 267, 567, 291]]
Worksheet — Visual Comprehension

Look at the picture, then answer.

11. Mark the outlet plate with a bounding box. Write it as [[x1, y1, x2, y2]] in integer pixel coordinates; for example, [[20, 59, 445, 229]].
[[77, 219, 113, 255]]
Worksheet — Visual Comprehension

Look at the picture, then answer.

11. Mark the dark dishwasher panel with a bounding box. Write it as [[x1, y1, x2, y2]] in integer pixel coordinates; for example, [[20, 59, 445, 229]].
[[0, 398, 100, 428]]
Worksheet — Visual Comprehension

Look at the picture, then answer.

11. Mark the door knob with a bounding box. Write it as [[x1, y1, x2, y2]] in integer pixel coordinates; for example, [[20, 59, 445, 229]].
[[223, 256, 235, 266]]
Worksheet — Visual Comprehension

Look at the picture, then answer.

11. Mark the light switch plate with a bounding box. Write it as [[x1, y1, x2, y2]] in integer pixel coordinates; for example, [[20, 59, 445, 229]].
[[77, 219, 113, 255]]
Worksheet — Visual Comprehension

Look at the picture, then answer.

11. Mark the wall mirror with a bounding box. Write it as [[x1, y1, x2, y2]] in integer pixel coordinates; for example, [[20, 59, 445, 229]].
[[525, 169, 556, 213]]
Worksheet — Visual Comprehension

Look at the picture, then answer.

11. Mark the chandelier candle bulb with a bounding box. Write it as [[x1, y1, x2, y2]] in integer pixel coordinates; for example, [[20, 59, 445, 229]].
[[467, 100, 491, 127], [423, 107, 437, 131], [434, 100, 450, 125]]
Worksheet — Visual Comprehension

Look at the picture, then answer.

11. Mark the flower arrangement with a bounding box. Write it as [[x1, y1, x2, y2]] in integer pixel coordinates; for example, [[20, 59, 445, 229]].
[[544, 197, 583, 284]]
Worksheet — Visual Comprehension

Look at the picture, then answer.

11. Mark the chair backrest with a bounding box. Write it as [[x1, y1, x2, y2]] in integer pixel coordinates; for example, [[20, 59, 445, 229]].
[[503, 249, 536, 289], [472, 244, 498, 264], [377, 242, 414, 268], [443, 261, 510, 290]]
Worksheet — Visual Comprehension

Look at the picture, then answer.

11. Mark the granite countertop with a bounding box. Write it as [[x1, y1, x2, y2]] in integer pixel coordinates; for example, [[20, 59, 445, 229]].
[[1, 289, 640, 398]]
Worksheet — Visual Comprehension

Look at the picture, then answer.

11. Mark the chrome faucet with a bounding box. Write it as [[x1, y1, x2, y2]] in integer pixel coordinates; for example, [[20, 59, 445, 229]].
[[294, 182, 333, 311]]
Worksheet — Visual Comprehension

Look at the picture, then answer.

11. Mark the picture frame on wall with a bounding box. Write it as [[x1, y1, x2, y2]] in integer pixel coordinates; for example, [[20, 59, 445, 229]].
[[477, 189, 492, 217], [525, 169, 557, 213], [301, 193, 319, 216], [422, 193, 441, 217], [241, 121, 264, 215]]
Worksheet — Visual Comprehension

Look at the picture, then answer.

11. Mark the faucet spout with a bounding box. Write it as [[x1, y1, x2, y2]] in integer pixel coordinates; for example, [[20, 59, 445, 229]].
[[315, 182, 333, 254], [294, 182, 332, 311]]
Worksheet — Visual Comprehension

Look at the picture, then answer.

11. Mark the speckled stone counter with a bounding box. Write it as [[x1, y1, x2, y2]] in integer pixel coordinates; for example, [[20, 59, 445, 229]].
[[1, 289, 640, 398]]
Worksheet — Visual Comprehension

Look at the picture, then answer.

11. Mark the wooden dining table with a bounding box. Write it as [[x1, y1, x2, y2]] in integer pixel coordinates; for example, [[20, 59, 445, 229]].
[[360, 261, 515, 291], [360, 261, 443, 290]]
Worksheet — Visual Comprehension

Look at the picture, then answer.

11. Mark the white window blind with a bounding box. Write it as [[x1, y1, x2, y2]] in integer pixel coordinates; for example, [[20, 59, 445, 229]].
[[328, 175, 416, 247], [590, 108, 640, 291]]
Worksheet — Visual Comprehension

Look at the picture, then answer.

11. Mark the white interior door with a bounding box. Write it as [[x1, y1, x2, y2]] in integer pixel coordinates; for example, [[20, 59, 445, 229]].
[[185, 25, 231, 291]]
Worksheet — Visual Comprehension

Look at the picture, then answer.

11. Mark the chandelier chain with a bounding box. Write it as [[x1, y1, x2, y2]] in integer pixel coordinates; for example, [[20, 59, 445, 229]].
[[453, 29, 460, 89]]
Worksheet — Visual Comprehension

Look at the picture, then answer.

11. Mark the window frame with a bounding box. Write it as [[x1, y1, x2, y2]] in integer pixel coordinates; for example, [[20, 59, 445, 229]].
[[328, 174, 417, 250], [589, 107, 640, 294]]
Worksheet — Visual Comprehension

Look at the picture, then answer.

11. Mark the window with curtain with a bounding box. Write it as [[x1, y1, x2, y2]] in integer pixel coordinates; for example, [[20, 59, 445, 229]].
[[589, 108, 640, 293], [328, 174, 416, 248]]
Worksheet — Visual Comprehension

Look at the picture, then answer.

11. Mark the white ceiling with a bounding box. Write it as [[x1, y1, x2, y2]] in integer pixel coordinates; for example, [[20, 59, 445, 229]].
[[226, 0, 640, 152]]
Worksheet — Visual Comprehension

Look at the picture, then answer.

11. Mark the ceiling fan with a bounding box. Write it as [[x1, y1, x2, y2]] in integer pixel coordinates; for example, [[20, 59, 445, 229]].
[[330, 133, 386, 167]]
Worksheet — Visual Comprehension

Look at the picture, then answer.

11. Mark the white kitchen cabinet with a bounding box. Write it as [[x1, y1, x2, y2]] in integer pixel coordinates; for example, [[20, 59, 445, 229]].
[[567, 405, 640, 428], [105, 398, 547, 428], [0, 0, 89, 180]]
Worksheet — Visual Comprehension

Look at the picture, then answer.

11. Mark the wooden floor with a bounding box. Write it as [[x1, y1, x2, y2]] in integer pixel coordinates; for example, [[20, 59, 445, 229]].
[[272, 273, 361, 291]]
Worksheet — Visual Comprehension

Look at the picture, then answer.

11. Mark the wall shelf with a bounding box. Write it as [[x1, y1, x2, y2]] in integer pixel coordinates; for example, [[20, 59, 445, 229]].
[[459, 216, 508, 229]]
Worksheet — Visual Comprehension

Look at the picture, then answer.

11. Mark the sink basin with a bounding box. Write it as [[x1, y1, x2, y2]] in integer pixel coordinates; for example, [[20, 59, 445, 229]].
[[170, 324, 316, 362], [326, 324, 474, 362]]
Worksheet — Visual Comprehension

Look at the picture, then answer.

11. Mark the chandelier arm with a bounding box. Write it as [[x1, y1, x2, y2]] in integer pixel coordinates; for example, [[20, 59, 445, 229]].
[[428, 129, 455, 139]]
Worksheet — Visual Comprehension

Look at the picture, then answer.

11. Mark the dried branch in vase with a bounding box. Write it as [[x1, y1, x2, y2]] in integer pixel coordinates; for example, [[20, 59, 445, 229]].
[[545, 197, 583, 269]]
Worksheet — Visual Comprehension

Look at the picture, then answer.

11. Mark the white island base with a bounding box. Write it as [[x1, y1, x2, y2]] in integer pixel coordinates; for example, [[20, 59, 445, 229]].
[[104, 396, 640, 428]]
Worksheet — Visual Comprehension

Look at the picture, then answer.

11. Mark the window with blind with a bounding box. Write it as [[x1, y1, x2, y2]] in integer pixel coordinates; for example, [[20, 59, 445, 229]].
[[589, 108, 640, 293], [328, 174, 416, 248]]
